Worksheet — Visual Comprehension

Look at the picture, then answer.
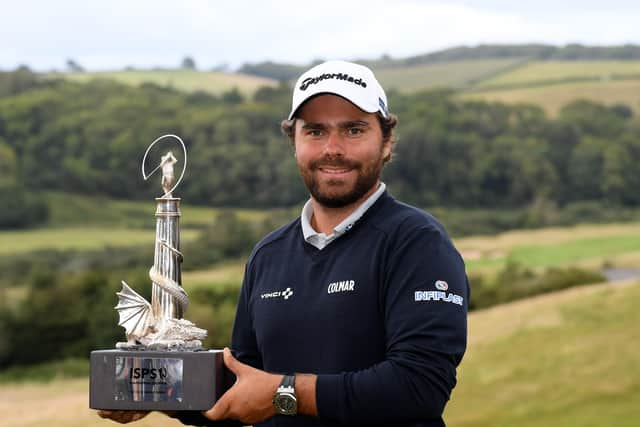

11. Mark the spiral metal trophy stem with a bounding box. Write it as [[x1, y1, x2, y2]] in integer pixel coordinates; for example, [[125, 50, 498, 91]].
[[151, 196, 186, 320]]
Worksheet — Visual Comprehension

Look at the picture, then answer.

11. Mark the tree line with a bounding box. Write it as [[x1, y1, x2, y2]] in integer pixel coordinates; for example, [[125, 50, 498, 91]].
[[1, 69, 639, 229]]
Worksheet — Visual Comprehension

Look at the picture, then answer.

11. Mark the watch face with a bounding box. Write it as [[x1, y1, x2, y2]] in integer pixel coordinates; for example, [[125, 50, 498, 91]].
[[274, 393, 297, 415]]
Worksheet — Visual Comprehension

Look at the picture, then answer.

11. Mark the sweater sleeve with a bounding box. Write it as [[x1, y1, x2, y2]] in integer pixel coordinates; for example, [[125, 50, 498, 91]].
[[315, 224, 469, 424], [230, 262, 263, 369]]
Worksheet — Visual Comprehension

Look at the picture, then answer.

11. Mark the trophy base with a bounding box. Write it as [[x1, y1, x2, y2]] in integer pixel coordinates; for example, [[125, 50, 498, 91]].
[[90, 349, 231, 411]]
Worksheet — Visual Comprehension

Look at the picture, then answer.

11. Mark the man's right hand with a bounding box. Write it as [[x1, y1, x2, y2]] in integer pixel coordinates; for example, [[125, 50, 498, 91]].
[[97, 410, 149, 424]]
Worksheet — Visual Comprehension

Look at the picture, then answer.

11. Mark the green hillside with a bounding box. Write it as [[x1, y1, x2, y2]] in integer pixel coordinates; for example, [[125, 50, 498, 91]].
[[43, 57, 640, 115], [475, 60, 640, 88], [375, 58, 527, 92], [299, 56, 640, 114], [460, 60, 640, 114], [1, 282, 637, 427], [462, 78, 640, 115], [48, 69, 278, 96], [445, 281, 640, 427]]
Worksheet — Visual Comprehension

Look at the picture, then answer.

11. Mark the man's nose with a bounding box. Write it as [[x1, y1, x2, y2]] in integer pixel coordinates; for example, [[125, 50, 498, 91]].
[[324, 131, 345, 156]]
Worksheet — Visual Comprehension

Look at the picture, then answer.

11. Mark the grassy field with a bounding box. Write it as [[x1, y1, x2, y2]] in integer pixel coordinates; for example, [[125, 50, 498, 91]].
[[375, 58, 527, 92], [476, 60, 640, 88], [2, 281, 637, 427], [458, 222, 640, 273], [49, 69, 278, 96], [183, 259, 245, 289], [457, 60, 640, 115], [0, 192, 272, 256], [0, 227, 200, 256], [444, 281, 640, 427], [462, 78, 640, 115], [4, 197, 639, 276], [45, 192, 216, 228], [44, 192, 268, 228]]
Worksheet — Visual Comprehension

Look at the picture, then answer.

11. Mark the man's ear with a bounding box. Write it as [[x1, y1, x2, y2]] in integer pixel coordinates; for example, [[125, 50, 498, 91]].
[[382, 139, 392, 162]]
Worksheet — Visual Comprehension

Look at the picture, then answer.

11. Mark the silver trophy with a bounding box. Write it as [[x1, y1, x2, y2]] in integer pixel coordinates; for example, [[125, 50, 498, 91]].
[[90, 135, 229, 411]]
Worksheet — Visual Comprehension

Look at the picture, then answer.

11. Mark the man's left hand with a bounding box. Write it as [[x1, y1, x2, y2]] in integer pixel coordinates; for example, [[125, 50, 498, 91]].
[[203, 347, 280, 424]]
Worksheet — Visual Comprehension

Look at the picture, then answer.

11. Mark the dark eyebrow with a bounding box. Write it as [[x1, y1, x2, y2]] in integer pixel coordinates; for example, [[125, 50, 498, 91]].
[[338, 120, 371, 129], [300, 120, 371, 130], [300, 122, 326, 130]]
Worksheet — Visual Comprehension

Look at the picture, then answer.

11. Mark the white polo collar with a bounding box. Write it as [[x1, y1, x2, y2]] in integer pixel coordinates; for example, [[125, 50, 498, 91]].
[[301, 182, 386, 250]]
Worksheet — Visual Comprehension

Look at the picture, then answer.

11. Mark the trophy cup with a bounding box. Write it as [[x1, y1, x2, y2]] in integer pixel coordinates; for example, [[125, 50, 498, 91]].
[[90, 135, 229, 411]]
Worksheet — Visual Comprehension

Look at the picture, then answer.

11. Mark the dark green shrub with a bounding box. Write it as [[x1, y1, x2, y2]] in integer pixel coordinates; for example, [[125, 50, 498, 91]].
[[469, 262, 605, 310], [0, 185, 49, 229]]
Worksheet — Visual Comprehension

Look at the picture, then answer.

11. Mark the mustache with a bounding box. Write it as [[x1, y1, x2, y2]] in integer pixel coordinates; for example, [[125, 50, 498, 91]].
[[309, 157, 360, 170]]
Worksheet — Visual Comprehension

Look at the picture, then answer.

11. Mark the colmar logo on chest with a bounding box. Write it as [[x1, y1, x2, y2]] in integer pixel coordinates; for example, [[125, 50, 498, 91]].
[[327, 280, 355, 294]]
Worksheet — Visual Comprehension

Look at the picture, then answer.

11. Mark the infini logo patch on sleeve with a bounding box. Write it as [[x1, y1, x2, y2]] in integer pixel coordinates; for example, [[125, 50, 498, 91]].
[[414, 280, 463, 306]]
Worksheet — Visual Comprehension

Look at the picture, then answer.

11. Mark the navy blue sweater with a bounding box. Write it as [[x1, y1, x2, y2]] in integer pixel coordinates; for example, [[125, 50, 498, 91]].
[[179, 192, 468, 426]]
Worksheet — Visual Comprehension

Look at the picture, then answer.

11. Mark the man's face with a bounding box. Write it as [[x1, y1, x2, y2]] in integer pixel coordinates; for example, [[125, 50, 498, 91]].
[[294, 94, 391, 208]]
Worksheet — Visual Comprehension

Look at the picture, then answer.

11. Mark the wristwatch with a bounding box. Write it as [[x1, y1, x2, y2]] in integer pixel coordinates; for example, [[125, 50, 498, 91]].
[[273, 374, 297, 415]]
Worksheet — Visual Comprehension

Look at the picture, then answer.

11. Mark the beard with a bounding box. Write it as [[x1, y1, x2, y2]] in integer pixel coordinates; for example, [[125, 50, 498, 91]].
[[298, 154, 384, 208]]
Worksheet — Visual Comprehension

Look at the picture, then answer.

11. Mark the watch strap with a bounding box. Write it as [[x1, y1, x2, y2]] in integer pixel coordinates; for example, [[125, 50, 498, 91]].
[[280, 374, 295, 390]]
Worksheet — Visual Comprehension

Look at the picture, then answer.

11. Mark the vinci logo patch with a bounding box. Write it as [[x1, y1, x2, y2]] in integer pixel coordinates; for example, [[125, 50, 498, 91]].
[[261, 287, 294, 300]]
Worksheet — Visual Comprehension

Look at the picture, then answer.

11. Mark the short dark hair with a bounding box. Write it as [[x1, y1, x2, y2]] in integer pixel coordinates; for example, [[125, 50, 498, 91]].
[[280, 113, 398, 163]]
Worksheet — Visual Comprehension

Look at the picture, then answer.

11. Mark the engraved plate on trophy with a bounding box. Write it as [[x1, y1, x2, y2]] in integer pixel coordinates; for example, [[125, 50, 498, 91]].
[[89, 135, 231, 411], [114, 357, 184, 402]]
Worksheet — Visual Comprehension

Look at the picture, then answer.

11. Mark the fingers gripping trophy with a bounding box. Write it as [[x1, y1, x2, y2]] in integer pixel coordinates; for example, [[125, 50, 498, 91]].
[[90, 135, 229, 411]]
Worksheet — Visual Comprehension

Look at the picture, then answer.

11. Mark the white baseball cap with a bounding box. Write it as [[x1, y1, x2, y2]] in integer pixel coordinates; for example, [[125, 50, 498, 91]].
[[288, 60, 389, 120]]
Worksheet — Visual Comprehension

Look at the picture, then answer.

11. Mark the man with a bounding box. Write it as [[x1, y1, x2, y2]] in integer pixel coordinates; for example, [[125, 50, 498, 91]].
[[101, 60, 468, 427]]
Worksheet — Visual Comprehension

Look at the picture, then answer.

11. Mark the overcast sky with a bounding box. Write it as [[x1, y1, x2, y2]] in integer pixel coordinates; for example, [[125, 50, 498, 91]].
[[2, 0, 639, 72]]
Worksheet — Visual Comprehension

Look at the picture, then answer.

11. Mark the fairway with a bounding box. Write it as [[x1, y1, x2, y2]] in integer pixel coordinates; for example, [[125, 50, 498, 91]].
[[0, 227, 199, 256], [457, 222, 640, 273]]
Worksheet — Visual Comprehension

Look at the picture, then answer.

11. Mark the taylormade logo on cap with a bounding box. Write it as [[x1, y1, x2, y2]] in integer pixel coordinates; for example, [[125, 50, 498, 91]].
[[299, 73, 367, 91], [288, 60, 389, 120]]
